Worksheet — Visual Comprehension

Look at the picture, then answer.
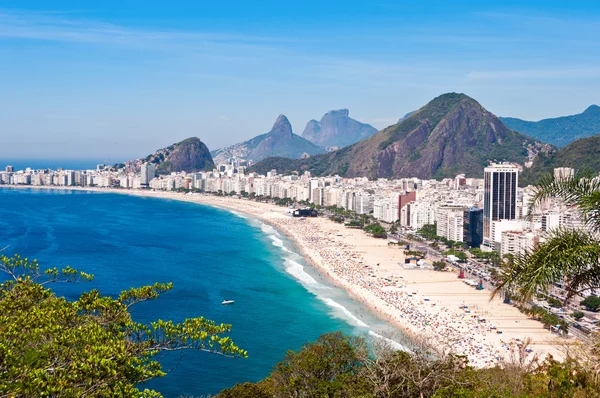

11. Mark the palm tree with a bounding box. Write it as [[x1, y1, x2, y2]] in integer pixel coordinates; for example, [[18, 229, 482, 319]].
[[495, 173, 600, 302]]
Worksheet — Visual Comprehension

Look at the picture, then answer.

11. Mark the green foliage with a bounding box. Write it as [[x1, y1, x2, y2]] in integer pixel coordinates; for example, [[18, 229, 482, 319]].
[[573, 311, 585, 321], [0, 254, 246, 397], [444, 248, 468, 262], [345, 220, 363, 228], [433, 260, 447, 271], [404, 250, 426, 258], [528, 306, 569, 333], [470, 249, 502, 266], [216, 380, 273, 398], [270, 332, 369, 397], [251, 93, 536, 180], [217, 331, 600, 398], [547, 296, 563, 308], [417, 223, 438, 240], [581, 295, 600, 311], [497, 228, 600, 302], [364, 222, 387, 238]]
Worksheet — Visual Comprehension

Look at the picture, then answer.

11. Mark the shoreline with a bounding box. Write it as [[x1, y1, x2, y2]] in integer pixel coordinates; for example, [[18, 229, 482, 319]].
[[1, 185, 566, 367]]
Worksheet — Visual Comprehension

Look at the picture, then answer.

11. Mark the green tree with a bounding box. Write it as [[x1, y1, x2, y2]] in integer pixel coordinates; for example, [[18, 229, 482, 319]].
[[417, 223, 438, 240], [444, 248, 467, 262], [364, 223, 387, 238], [547, 296, 563, 308], [0, 254, 246, 397], [572, 311, 585, 321], [216, 380, 273, 398], [433, 260, 447, 271], [581, 295, 600, 311], [270, 332, 369, 397], [496, 173, 600, 301]]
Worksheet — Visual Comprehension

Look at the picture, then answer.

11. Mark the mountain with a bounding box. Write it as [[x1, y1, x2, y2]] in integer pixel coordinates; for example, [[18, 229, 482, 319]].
[[211, 115, 325, 164], [398, 111, 415, 123], [500, 105, 600, 147], [249, 93, 543, 179], [136, 137, 214, 175], [301, 109, 377, 148], [520, 134, 600, 186]]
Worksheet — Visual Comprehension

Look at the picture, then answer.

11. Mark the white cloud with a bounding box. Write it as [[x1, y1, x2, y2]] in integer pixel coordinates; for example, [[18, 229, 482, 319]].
[[0, 9, 293, 52], [466, 68, 600, 80]]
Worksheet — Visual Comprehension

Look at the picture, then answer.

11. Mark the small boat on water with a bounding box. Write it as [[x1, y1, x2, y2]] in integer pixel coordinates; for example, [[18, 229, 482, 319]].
[[222, 300, 235, 305]]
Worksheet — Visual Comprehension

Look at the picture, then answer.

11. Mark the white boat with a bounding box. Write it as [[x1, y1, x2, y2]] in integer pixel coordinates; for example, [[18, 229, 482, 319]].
[[222, 300, 235, 305]]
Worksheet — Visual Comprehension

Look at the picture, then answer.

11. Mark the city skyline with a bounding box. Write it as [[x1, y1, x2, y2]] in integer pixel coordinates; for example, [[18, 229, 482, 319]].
[[2, 1, 600, 160]]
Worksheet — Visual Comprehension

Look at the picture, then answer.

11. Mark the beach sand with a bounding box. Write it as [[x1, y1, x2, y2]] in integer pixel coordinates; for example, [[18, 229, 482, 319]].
[[2, 186, 565, 367]]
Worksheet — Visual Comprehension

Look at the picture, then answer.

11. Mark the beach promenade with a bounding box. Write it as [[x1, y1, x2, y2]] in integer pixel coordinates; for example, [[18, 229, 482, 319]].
[[2, 186, 565, 367]]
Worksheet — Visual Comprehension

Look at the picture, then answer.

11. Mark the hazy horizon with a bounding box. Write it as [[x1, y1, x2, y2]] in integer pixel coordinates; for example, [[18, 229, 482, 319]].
[[1, 1, 599, 159]]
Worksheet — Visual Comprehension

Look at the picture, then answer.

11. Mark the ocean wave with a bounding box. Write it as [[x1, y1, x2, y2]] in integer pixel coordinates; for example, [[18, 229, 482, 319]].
[[260, 223, 279, 236], [368, 330, 406, 351], [269, 235, 285, 248], [319, 297, 369, 328], [229, 210, 247, 219], [284, 258, 320, 285]]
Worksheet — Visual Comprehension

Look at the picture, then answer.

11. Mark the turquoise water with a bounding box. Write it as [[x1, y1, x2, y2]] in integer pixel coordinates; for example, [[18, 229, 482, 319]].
[[0, 188, 407, 396]]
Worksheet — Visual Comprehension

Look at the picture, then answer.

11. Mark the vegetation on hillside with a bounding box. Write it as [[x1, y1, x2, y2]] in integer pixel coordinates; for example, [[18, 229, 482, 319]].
[[520, 135, 600, 186], [250, 93, 540, 179], [0, 254, 245, 397], [217, 331, 600, 398]]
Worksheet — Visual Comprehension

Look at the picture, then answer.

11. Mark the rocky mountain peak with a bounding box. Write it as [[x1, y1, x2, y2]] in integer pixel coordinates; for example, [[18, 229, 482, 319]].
[[325, 109, 350, 118], [301, 109, 377, 148], [131, 137, 215, 175], [252, 92, 540, 180], [269, 114, 293, 137], [584, 104, 600, 114]]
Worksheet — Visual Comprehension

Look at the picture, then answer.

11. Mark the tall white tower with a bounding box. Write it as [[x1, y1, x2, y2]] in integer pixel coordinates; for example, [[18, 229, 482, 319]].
[[483, 163, 519, 248]]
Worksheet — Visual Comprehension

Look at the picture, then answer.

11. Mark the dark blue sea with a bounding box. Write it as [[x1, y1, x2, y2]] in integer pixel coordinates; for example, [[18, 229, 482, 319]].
[[0, 187, 407, 396]]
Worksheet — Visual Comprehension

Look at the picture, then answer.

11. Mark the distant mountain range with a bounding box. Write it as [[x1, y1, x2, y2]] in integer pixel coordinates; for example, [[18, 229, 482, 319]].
[[211, 115, 324, 164], [301, 109, 377, 149], [520, 133, 600, 186], [249, 93, 545, 179], [398, 111, 415, 124], [500, 105, 600, 147], [128, 137, 214, 175]]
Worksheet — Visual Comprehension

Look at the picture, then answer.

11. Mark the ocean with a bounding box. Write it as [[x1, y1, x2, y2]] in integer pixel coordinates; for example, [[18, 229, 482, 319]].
[[0, 188, 407, 396], [0, 159, 118, 171]]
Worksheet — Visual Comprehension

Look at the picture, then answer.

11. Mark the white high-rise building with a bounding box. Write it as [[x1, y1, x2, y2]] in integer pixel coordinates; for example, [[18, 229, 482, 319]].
[[436, 205, 467, 242], [483, 163, 519, 248], [140, 163, 156, 187]]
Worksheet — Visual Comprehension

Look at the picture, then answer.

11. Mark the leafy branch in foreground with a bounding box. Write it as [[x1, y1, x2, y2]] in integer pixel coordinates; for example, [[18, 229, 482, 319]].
[[495, 228, 600, 301], [0, 254, 246, 397], [494, 173, 600, 303]]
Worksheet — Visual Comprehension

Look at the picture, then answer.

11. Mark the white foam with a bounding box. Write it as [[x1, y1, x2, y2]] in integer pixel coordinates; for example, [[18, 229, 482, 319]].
[[260, 223, 279, 235], [368, 330, 407, 351], [284, 258, 320, 285], [229, 210, 247, 219], [269, 235, 285, 248], [319, 297, 369, 328]]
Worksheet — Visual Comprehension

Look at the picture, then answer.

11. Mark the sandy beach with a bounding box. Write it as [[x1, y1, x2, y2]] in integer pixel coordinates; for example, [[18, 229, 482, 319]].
[[2, 186, 565, 367]]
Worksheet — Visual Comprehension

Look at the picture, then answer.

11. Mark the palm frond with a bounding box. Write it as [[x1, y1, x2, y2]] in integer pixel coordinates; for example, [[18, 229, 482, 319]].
[[527, 173, 600, 230], [494, 228, 600, 302]]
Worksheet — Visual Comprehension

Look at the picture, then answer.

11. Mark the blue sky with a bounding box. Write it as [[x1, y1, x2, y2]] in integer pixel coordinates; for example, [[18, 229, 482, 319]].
[[1, 1, 599, 161]]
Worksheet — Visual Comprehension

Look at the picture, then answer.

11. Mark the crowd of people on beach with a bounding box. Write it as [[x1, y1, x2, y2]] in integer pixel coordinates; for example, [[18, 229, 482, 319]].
[[202, 198, 540, 368]]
